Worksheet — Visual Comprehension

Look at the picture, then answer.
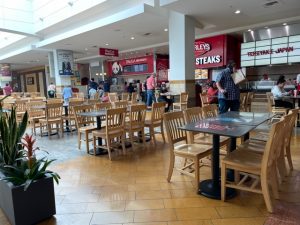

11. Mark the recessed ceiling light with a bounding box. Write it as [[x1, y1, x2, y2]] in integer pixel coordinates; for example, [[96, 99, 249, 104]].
[[248, 29, 252, 32], [84, 48, 88, 51], [164, 28, 168, 32], [130, 37, 135, 40], [264, 26, 268, 29], [234, 10, 241, 14], [105, 43, 109, 46], [283, 23, 287, 26]]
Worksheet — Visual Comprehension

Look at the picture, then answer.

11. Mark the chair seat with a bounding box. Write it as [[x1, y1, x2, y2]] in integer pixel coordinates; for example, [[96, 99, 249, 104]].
[[125, 123, 144, 130], [145, 120, 160, 126], [92, 128, 122, 138], [193, 134, 230, 145], [174, 144, 212, 157], [222, 149, 262, 172], [78, 125, 97, 133], [30, 116, 45, 122], [39, 118, 62, 123], [250, 132, 269, 142]]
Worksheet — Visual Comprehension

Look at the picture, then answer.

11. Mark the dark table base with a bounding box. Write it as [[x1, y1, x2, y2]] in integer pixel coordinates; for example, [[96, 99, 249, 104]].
[[199, 179, 236, 200], [88, 148, 108, 156]]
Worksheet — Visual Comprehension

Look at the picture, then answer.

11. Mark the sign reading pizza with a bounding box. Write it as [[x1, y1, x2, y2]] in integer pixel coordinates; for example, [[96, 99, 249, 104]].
[[195, 35, 226, 68]]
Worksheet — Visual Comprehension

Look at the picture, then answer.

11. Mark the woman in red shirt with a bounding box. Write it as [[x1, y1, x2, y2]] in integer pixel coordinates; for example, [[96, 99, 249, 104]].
[[207, 81, 218, 104]]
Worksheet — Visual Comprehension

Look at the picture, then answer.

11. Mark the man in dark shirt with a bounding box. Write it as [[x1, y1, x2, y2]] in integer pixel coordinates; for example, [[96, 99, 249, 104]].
[[89, 78, 98, 91], [216, 61, 240, 114]]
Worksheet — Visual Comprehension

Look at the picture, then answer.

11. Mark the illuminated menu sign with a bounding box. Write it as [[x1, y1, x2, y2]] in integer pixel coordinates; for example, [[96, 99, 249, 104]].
[[241, 35, 300, 67]]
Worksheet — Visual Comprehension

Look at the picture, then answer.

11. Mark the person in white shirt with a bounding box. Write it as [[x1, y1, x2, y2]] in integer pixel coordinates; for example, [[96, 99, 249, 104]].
[[296, 74, 300, 84], [271, 77, 293, 109], [47, 82, 56, 98]]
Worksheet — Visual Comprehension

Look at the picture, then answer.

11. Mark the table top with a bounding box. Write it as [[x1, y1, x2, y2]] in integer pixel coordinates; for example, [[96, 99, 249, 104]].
[[282, 95, 300, 99], [78, 110, 106, 117], [179, 111, 272, 137]]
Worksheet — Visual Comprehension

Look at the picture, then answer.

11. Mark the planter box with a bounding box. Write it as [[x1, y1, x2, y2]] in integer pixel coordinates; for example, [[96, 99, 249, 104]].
[[0, 174, 56, 225]]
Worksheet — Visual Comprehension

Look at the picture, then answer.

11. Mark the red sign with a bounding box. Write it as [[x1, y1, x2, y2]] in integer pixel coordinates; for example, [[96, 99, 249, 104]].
[[107, 55, 154, 76], [99, 48, 119, 57], [195, 35, 225, 69]]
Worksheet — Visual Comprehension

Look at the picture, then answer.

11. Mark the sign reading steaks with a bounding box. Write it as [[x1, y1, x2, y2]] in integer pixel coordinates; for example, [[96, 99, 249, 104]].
[[194, 35, 226, 68]]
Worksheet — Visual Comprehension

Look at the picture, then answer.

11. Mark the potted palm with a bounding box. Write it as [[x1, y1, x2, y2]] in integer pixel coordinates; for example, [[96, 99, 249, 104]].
[[0, 100, 60, 225]]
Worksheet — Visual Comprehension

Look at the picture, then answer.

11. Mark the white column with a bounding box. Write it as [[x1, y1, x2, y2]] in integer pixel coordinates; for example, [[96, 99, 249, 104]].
[[169, 11, 195, 104]]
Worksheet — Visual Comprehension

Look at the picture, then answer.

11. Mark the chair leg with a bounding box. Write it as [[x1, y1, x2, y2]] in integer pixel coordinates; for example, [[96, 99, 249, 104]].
[[151, 127, 156, 145], [141, 129, 146, 147], [194, 157, 200, 192], [78, 132, 82, 150], [121, 134, 126, 155], [93, 135, 97, 156], [221, 162, 226, 201], [61, 121, 64, 137], [167, 154, 175, 182], [271, 164, 280, 199], [160, 123, 166, 143], [286, 145, 294, 171], [47, 124, 51, 138], [107, 138, 112, 160], [261, 175, 273, 213], [129, 131, 134, 149], [85, 132, 89, 154]]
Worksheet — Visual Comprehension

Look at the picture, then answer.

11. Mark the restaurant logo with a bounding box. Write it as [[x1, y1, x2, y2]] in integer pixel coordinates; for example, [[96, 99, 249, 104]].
[[195, 41, 211, 56], [247, 46, 294, 56], [112, 62, 123, 75]]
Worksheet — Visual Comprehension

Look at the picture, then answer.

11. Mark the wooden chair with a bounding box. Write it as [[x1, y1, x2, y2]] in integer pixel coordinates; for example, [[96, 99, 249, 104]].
[[130, 92, 138, 105], [221, 119, 286, 213], [95, 102, 112, 111], [184, 107, 230, 153], [246, 92, 254, 112], [108, 93, 119, 103], [46, 99, 63, 104], [245, 109, 298, 173], [26, 101, 46, 135], [39, 102, 64, 137], [173, 92, 188, 111], [199, 93, 209, 107], [144, 102, 166, 145], [30, 97, 46, 102], [92, 108, 127, 160], [88, 99, 99, 104], [202, 104, 218, 118], [62, 99, 84, 133], [125, 104, 147, 148], [121, 93, 130, 101], [163, 111, 212, 192], [15, 99, 29, 122], [239, 92, 248, 112], [266, 92, 287, 122], [114, 100, 128, 108], [73, 105, 97, 153]]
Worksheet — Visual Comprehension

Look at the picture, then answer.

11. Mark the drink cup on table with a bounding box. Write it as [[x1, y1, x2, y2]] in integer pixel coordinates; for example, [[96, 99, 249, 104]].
[[294, 89, 298, 97]]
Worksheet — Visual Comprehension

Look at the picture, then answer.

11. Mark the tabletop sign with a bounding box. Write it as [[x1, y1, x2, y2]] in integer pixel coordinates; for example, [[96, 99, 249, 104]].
[[99, 48, 119, 57], [195, 123, 234, 131]]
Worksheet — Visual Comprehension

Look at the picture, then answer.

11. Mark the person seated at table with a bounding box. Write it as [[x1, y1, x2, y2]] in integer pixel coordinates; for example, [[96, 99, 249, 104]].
[[271, 77, 293, 109], [101, 92, 109, 102], [207, 81, 218, 104], [158, 82, 173, 112]]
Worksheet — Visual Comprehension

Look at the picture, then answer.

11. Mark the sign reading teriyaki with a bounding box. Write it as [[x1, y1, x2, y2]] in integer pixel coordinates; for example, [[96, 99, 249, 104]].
[[241, 35, 300, 67]]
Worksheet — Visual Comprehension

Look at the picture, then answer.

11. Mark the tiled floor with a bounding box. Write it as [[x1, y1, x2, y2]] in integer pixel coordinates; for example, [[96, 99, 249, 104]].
[[0, 128, 300, 225]]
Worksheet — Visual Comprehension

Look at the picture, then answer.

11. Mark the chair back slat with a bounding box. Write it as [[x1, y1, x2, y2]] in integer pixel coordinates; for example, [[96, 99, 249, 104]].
[[45, 102, 63, 120], [199, 93, 209, 106], [26, 101, 45, 118], [106, 107, 126, 132], [184, 107, 203, 123], [128, 104, 146, 127], [202, 104, 218, 118], [73, 104, 95, 128], [163, 111, 187, 145], [121, 93, 130, 101], [95, 102, 112, 111], [114, 100, 128, 108], [151, 102, 165, 122], [108, 93, 119, 103]]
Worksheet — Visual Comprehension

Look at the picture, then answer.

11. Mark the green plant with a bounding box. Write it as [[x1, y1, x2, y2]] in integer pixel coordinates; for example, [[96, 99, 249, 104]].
[[0, 102, 60, 191]]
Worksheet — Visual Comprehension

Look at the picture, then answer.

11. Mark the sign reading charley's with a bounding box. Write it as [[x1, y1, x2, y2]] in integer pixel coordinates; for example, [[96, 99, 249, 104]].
[[194, 35, 225, 69]]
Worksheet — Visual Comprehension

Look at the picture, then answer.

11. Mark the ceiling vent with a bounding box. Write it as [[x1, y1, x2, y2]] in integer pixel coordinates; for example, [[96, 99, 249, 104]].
[[143, 32, 152, 36], [263, 0, 280, 7]]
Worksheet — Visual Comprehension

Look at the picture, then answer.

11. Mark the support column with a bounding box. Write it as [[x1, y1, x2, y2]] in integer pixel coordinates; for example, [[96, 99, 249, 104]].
[[51, 50, 72, 92], [169, 11, 195, 106]]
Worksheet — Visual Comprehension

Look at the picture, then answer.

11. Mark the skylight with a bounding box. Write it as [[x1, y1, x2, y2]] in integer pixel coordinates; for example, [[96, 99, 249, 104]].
[[0, 32, 26, 49]]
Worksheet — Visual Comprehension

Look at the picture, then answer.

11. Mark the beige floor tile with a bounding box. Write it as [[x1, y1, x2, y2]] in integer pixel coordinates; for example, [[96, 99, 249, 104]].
[[170, 189, 198, 198], [168, 220, 213, 225], [175, 207, 220, 220], [160, 181, 194, 190], [98, 191, 136, 201], [128, 183, 162, 191], [56, 203, 88, 214], [86, 201, 126, 212], [91, 211, 134, 224], [61, 193, 100, 203], [215, 206, 263, 218], [164, 198, 205, 208], [136, 190, 172, 200], [134, 209, 177, 222], [211, 217, 266, 225], [135, 176, 168, 183], [126, 199, 165, 210], [125, 222, 167, 225], [45, 213, 93, 225]]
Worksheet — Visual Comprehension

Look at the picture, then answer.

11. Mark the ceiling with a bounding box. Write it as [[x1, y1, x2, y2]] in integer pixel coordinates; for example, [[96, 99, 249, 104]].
[[1, 0, 300, 71]]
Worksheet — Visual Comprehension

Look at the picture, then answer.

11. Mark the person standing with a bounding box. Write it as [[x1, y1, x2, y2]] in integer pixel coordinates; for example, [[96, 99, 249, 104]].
[[216, 61, 240, 114], [146, 73, 156, 107], [62, 85, 73, 105], [207, 81, 218, 104], [88, 78, 98, 99], [47, 82, 56, 98], [3, 83, 13, 96]]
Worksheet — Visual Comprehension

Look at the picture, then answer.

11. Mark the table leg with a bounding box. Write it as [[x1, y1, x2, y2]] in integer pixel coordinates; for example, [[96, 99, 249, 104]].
[[199, 134, 236, 199]]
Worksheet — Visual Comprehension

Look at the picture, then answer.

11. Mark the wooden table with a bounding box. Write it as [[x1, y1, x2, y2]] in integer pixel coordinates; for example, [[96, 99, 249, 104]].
[[179, 111, 272, 199]]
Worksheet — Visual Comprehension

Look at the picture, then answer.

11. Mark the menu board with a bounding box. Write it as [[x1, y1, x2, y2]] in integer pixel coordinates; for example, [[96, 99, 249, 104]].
[[195, 69, 208, 79]]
